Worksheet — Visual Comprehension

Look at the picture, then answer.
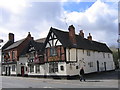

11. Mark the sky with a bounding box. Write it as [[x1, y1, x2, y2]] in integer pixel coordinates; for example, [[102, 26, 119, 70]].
[[0, 0, 118, 48]]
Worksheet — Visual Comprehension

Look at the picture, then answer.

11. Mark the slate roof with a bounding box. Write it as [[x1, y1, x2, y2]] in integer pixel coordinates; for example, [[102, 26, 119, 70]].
[[2, 40, 14, 51], [35, 38, 46, 43], [30, 40, 44, 52], [4, 39, 25, 50], [20, 40, 44, 56], [48, 27, 112, 53]]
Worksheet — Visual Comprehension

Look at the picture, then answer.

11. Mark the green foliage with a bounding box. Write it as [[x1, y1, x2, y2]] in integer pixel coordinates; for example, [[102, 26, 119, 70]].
[[112, 49, 119, 69]]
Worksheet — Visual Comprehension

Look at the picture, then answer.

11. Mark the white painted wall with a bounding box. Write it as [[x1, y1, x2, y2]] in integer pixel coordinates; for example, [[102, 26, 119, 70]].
[[65, 48, 115, 76], [18, 56, 28, 75], [2, 64, 17, 75], [45, 62, 67, 76]]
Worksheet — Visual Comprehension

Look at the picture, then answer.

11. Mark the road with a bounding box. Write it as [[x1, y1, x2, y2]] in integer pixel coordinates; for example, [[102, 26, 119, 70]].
[[0, 70, 119, 89]]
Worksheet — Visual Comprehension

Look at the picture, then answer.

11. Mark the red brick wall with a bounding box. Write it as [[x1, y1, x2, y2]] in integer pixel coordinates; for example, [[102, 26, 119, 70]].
[[17, 37, 33, 60], [45, 46, 65, 62], [4, 35, 33, 62]]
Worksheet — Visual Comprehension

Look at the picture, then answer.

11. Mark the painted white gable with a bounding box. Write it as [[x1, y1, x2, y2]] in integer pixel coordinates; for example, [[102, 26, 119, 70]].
[[46, 32, 62, 48]]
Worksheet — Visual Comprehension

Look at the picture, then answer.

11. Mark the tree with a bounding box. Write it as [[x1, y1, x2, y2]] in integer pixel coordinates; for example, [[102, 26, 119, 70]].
[[110, 48, 119, 69]]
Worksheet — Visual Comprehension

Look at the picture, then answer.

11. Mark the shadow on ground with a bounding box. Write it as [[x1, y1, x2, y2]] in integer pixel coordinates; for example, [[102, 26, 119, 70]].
[[84, 70, 119, 80]]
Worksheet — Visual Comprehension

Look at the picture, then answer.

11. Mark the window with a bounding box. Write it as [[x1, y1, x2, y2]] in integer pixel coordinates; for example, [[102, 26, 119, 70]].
[[76, 66, 78, 69], [36, 65, 40, 73], [50, 47, 57, 56], [7, 52, 10, 60], [60, 66, 64, 71], [12, 51, 15, 60], [3, 66, 5, 71], [83, 50, 84, 54], [103, 53, 105, 58], [108, 54, 109, 58], [30, 65, 34, 73], [12, 65, 15, 71], [87, 51, 90, 56], [2, 54, 5, 62], [88, 62, 93, 67], [49, 62, 58, 73]]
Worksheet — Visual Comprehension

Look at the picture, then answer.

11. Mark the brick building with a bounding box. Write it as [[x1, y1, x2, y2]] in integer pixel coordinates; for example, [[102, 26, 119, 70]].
[[1, 32, 33, 76]]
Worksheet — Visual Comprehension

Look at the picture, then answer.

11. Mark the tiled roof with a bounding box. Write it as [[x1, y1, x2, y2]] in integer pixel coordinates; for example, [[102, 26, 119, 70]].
[[49, 27, 112, 53], [4, 39, 25, 50]]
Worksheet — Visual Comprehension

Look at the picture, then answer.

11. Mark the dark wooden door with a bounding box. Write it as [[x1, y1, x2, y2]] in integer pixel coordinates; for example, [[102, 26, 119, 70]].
[[97, 61, 99, 72], [104, 62, 106, 71], [21, 66, 24, 77], [8, 67, 11, 76], [5, 67, 7, 76]]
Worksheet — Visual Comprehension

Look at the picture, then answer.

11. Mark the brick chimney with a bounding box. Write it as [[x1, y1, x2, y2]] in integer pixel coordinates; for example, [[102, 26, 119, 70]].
[[79, 30, 84, 38], [68, 25, 76, 45], [87, 33, 92, 40], [9, 33, 14, 42]]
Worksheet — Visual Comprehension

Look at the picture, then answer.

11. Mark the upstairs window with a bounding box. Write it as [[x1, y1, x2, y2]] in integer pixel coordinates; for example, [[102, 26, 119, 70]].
[[87, 51, 90, 56], [50, 47, 57, 56], [83, 50, 84, 54], [108, 54, 110, 58], [28, 52, 35, 60], [12, 51, 15, 60], [8, 52, 10, 60], [103, 53, 105, 58]]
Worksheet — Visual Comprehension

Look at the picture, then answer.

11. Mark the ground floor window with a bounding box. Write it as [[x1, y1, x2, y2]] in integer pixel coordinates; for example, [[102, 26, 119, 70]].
[[29, 65, 34, 73], [12, 65, 15, 71], [60, 66, 64, 71], [36, 65, 40, 73], [88, 62, 93, 67], [3, 66, 5, 71], [49, 62, 58, 73]]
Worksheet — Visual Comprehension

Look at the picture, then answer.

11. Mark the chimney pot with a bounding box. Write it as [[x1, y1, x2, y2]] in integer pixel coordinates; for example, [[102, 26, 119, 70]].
[[87, 33, 92, 40], [79, 30, 84, 38]]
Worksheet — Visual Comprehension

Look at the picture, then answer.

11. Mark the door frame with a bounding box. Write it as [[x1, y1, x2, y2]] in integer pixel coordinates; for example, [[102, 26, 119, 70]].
[[104, 62, 106, 71], [21, 66, 24, 77], [5, 67, 7, 76], [97, 60, 99, 72], [8, 67, 11, 76]]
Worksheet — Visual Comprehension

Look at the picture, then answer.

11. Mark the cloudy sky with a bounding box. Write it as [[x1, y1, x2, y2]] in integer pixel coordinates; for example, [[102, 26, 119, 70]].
[[0, 0, 118, 47]]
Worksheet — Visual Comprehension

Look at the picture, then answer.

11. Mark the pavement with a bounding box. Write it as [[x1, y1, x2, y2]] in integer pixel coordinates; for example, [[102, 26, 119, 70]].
[[0, 70, 119, 89]]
